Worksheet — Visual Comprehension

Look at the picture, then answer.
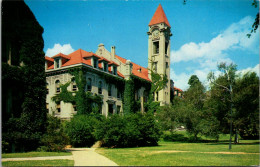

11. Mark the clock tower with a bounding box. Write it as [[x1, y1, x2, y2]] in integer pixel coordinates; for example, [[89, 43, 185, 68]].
[[147, 4, 172, 105]]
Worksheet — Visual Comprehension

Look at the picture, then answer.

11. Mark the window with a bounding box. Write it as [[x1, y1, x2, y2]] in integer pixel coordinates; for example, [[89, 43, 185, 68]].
[[156, 91, 159, 101], [46, 83, 49, 94], [55, 58, 60, 68], [103, 62, 108, 72], [93, 58, 98, 68], [72, 79, 77, 91], [55, 80, 60, 93], [144, 90, 148, 103], [98, 81, 102, 94], [108, 104, 113, 115], [153, 41, 159, 54], [166, 62, 169, 69], [57, 103, 61, 113], [117, 89, 121, 99], [113, 66, 117, 75], [117, 105, 121, 114], [165, 42, 168, 54], [108, 84, 112, 96], [87, 78, 92, 92], [135, 90, 140, 100]]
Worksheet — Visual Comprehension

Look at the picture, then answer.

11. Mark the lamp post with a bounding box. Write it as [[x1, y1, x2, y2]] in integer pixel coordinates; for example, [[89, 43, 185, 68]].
[[229, 83, 233, 150]]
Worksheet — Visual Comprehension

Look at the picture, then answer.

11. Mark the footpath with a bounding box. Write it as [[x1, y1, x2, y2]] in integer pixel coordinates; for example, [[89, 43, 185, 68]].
[[2, 147, 118, 166]]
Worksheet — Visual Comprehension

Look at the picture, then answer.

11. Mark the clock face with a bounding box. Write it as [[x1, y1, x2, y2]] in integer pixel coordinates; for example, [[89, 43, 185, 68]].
[[152, 29, 160, 38]]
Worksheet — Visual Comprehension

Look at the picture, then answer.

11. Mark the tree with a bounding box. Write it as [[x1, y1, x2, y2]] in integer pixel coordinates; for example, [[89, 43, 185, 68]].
[[208, 62, 237, 149], [181, 75, 207, 140], [188, 75, 200, 87], [2, 0, 47, 152], [233, 72, 259, 139]]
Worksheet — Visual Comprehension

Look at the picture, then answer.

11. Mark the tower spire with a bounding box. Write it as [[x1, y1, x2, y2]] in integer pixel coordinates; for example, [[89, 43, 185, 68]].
[[149, 4, 171, 27]]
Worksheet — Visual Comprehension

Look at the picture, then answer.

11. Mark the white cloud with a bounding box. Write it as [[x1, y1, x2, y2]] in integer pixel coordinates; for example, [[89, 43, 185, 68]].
[[170, 16, 259, 90], [237, 64, 259, 76], [46, 43, 75, 56], [171, 16, 258, 64], [170, 68, 190, 90]]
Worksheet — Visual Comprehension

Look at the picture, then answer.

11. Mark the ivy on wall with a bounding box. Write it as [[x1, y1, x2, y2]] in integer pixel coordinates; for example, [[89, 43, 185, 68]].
[[51, 67, 103, 115], [146, 67, 168, 113], [123, 79, 135, 114]]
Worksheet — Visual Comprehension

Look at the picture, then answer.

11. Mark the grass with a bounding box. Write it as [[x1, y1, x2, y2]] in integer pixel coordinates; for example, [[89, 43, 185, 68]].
[[2, 151, 72, 158], [2, 160, 74, 166], [96, 132, 260, 166]]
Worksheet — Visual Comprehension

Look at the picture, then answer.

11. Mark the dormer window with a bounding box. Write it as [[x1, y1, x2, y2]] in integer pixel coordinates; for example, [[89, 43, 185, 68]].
[[103, 62, 108, 72], [113, 66, 117, 75], [138, 68, 142, 73], [55, 58, 60, 68], [93, 58, 98, 68]]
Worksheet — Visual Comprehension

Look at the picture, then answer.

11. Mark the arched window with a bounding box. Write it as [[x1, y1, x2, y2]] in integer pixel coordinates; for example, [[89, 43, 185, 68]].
[[98, 81, 102, 94], [87, 78, 92, 92], [46, 82, 49, 94], [55, 80, 60, 93], [108, 84, 112, 96]]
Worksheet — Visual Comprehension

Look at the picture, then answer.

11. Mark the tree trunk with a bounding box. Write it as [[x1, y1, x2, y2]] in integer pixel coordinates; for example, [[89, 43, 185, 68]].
[[234, 129, 239, 144]]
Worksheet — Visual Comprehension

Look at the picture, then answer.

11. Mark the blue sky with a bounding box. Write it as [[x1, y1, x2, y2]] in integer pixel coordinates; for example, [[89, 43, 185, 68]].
[[25, 0, 259, 90]]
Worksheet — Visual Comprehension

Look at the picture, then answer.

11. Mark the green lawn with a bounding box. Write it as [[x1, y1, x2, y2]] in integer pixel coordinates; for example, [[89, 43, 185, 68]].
[[2, 151, 72, 158], [2, 160, 74, 166], [96, 140, 260, 166]]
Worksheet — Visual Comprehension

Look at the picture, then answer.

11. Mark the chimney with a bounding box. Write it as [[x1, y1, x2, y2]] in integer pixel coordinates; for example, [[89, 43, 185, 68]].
[[125, 60, 132, 80], [111, 46, 116, 58]]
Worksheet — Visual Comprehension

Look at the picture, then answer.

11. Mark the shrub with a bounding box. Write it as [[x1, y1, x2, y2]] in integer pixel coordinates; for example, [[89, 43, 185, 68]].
[[95, 113, 161, 148], [65, 115, 100, 147], [39, 115, 69, 152]]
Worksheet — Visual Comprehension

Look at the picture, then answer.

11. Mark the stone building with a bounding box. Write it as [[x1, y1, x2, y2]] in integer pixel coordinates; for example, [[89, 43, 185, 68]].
[[45, 4, 172, 119]]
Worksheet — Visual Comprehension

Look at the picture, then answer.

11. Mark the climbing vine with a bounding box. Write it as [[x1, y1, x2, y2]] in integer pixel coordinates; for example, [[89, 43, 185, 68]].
[[123, 79, 135, 114], [51, 67, 103, 115], [146, 61, 168, 113]]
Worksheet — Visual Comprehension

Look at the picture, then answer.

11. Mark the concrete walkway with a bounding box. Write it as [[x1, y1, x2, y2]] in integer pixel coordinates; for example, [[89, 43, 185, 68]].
[[1, 155, 74, 162], [2, 148, 118, 166], [68, 148, 118, 166]]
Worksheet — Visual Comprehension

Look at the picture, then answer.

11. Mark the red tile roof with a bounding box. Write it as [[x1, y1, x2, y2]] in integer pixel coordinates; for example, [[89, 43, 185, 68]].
[[108, 61, 119, 66], [99, 57, 110, 62], [174, 87, 183, 92], [45, 49, 124, 78], [45, 49, 149, 81], [52, 53, 71, 60], [149, 4, 171, 27], [45, 56, 54, 62], [115, 55, 151, 82]]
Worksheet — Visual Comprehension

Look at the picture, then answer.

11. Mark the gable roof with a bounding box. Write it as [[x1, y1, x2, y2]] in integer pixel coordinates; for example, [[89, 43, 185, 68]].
[[45, 56, 54, 62], [149, 4, 171, 27], [52, 53, 71, 60], [115, 55, 151, 82], [45, 49, 150, 82]]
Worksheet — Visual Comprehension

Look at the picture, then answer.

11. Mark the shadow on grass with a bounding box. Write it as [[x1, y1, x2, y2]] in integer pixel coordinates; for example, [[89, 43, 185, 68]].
[[163, 132, 260, 146], [206, 141, 260, 145]]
